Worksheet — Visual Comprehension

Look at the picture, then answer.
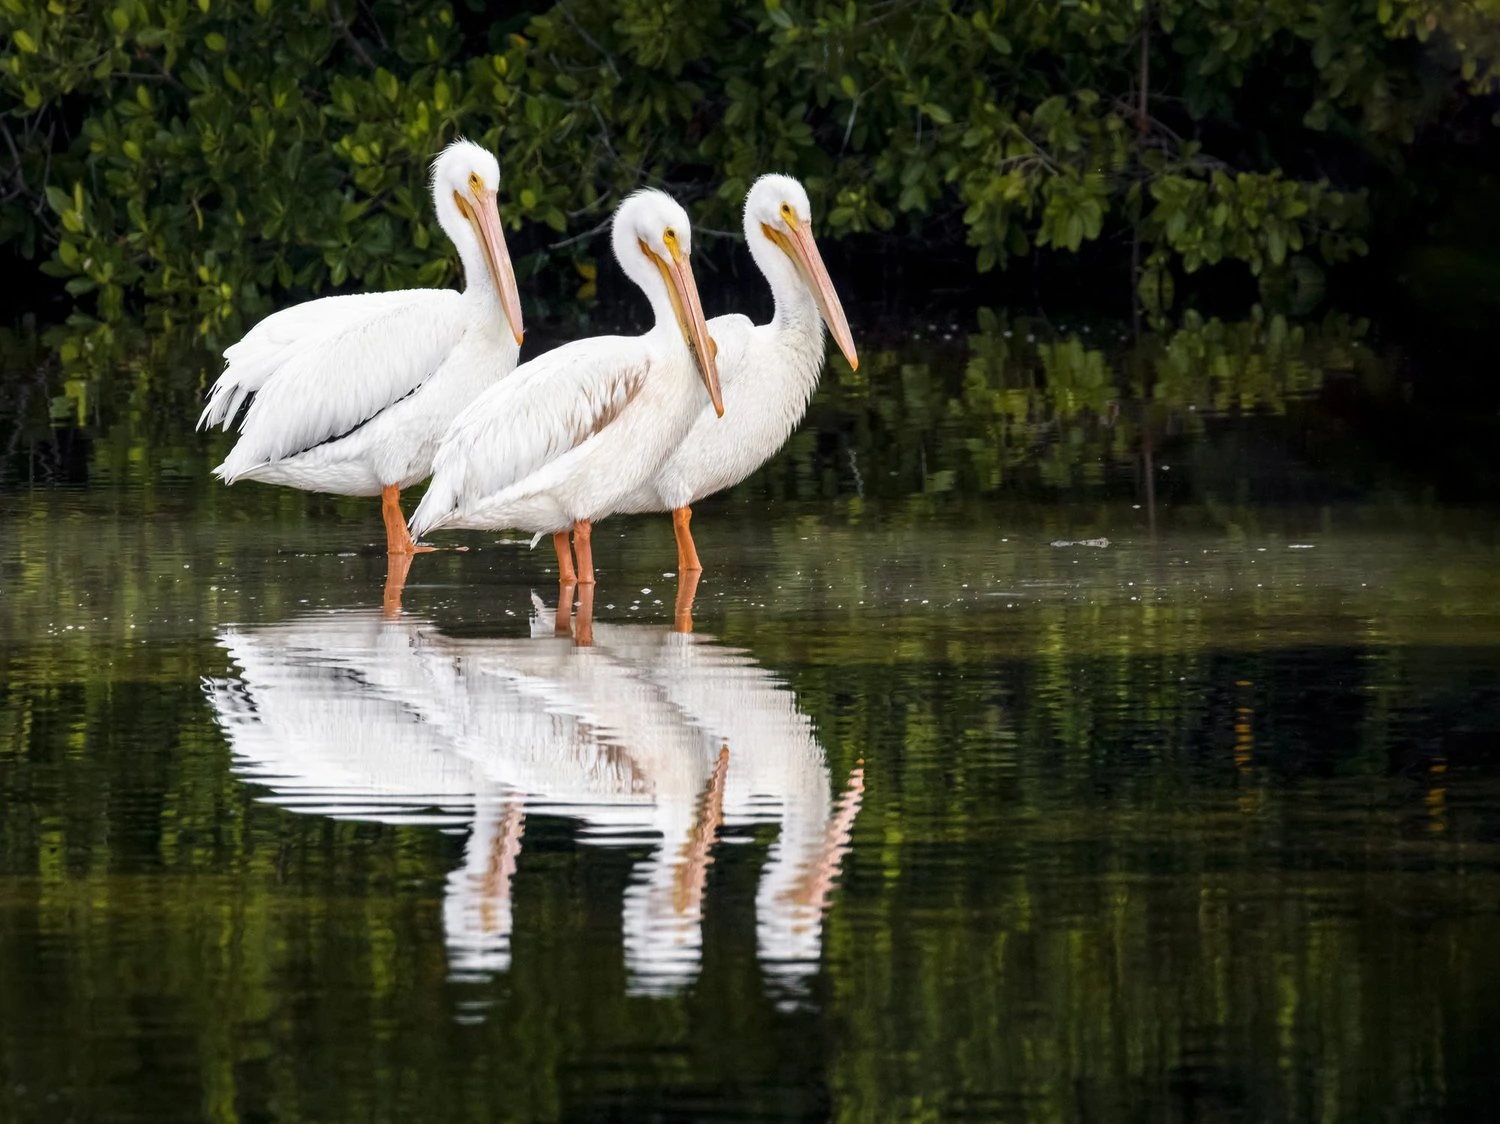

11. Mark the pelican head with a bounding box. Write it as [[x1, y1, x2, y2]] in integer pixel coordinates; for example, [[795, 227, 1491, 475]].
[[745, 174, 858, 370], [432, 139, 524, 347], [612, 190, 724, 418]]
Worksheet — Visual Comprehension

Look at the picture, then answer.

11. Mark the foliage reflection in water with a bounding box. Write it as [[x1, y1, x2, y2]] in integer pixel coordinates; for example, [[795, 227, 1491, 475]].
[[4, 307, 1379, 504]]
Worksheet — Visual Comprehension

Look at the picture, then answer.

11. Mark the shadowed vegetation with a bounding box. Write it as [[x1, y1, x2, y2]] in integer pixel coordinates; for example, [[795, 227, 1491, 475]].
[[3, 0, 1498, 326]]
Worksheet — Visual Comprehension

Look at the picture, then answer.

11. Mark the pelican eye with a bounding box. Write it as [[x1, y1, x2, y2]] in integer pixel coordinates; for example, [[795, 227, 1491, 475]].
[[662, 227, 681, 258], [780, 202, 793, 218], [468, 172, 484, 194]]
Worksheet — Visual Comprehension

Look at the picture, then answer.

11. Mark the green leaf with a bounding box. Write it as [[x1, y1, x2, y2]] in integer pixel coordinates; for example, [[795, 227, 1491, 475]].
[[1268, 226, 1287, 265]]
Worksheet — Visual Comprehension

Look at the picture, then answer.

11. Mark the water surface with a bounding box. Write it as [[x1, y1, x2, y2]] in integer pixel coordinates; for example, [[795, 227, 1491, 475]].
[[3, 314, 1499, 1122]]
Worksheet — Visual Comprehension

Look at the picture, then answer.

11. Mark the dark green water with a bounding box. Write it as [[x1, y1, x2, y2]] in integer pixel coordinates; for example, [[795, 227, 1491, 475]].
[[3, 312, 1500, 1122]]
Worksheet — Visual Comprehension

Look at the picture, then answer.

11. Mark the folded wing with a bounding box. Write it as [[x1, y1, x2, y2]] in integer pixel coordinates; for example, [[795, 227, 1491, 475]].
[[206, 289, 467, 481], [410, 337, 648, 535]]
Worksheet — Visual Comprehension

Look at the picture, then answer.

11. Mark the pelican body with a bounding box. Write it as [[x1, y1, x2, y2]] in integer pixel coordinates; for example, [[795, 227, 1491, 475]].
[[199, 140, 525, 554], [409, 189, 723, 583], [616, 174, 858, 572]]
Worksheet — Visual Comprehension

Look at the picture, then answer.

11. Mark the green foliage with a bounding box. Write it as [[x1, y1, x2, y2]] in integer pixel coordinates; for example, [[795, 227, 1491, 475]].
[[0, 0, 1495, 324]]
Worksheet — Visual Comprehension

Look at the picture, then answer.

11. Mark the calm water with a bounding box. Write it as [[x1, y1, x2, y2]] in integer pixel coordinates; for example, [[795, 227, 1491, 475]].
[[3, 312, 1500, 1122]]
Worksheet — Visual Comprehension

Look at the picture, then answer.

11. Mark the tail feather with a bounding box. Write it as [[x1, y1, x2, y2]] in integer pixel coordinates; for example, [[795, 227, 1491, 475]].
[[213, 442, 262, 485], [408, 473, 458, 539], [198, 306, 314, 431], [197, 378, 241, 431]]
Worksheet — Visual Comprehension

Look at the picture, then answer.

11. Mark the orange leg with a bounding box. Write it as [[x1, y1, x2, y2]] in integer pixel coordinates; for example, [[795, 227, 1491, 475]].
[[672, 506, 702, 574], [673, 745, 730, 915], [573, 580, 595, 647], [553, 530, 577, 583], [381, 485, 434, 555], [573, 519, 595, 585], [553, 579, 576, 637], [382, 551, 415, 619], [787, 761, 867, 910], [673, 568, 701, 634], [477, 802, 526, 936]]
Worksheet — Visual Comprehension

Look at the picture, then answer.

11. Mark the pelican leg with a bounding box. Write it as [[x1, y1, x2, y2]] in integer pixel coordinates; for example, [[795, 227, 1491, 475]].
[[673, 568, 701, 634], [672, 506, 702, 574], [382, 485, 434, 555], [383, 551, 415, 619], [788, 761, 866, 910], [554, 579, 576, 637], [553, 530, 577, 584], [573, 519, 596, 585], [673, 745, 730, 914], [479, 801, 526, 930], [574, 579, 595, 647]]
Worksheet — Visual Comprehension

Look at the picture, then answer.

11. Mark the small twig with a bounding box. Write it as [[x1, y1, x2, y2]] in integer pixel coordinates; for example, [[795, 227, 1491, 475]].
[[36, 128, 55, 221], [0, 120, 26, 194], [1005, 124, 1062, 175], [566, 192, 608, 219], [587, 102, 652, 183], [557, 1, 620, 82], [1137, 1, 1150, 139], [329, 0, 378, 71], [147, 58, 188, 90], [547, 215, 612, 250], [841, 92, 861, 154], [357, 0, 389, 49]]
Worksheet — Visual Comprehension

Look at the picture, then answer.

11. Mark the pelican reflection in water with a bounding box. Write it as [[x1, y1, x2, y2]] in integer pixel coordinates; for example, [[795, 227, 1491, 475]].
[[202, 581, 862, 996]]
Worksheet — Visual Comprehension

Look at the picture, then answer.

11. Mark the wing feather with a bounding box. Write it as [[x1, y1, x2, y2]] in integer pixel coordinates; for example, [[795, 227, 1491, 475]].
[[411, 337, 647, 535], [200, 290, 427, 430], [208, 289, 466, 480]]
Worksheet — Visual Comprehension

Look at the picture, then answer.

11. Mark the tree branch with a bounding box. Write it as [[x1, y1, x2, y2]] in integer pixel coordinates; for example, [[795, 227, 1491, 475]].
[[557, 1, 620, 82], [329, 0, 378, 71]]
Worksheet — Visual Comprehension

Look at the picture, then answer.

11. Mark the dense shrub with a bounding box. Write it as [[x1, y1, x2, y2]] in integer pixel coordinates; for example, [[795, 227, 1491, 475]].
[[2, 0, 1497, 327]]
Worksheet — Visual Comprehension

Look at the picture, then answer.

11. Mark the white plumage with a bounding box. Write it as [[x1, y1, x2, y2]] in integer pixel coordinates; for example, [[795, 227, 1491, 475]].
[[200, 593, 862, 995], [200, 139, 525, 553], [408, 189, 723, 583], [616, 174, 859, 573], [594, 622, 865, 994], [202, 612, 481, 823]]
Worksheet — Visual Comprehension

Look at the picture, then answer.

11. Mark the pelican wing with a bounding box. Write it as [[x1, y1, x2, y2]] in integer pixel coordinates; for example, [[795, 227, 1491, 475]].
[[412, 336, 647, 534], [206, 289, 467, 479]]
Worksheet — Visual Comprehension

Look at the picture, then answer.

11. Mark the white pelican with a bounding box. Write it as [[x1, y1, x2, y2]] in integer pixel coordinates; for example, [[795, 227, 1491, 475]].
[[583, 583, 864, 996], [204, 587, 861, 995], [441, 607, 730, 994], [616, 174, 858, 573], [408, 189, 723, 583], [199, 139, 525, 554], [202, 610, 530, 976]]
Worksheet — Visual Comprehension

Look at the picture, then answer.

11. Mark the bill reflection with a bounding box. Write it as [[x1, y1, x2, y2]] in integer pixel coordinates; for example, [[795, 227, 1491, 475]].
[[202, 582, 862, 999]]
